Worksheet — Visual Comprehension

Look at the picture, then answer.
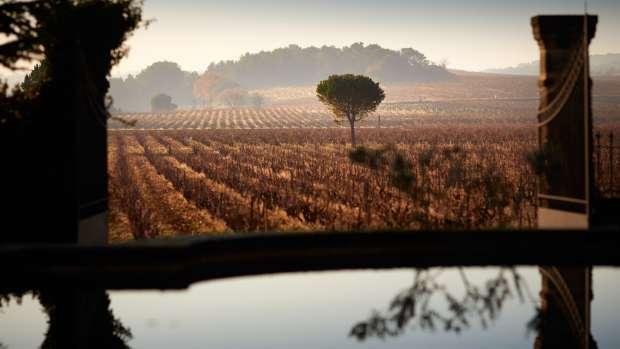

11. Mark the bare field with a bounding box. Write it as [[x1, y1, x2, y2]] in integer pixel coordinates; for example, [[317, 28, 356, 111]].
[[109, 101, 537, 130], [110, 74, 620, 130], [108, 127, 540, 241], [107, 75, 620, 241], [108, 124, 619, 242], [109, 99, 618, 130]]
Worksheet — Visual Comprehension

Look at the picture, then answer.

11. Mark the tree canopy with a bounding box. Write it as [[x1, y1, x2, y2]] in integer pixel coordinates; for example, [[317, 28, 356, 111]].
[[19, 60, 49, 97], [109, 61, 197, 111], [192, 72, 239, 107], [109, 43, 452, 111], [208, 43, 453, 88], [316, 74, 385, 146], [0, 0, 144, 242], [150, 93, 177, 112]]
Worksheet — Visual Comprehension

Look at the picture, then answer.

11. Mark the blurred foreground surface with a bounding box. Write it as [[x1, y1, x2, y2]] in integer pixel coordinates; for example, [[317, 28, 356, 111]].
[[1, 267, 619, 349]]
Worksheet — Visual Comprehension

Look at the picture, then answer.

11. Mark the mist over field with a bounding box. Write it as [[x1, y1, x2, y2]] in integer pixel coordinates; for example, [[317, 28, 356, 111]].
[[486, 53, 620, 76], [108, 43, 454, 112]]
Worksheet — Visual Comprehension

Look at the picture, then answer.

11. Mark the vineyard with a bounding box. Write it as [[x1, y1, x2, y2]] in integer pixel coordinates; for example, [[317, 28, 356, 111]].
[[109, 98, 619, 131], [107, 79, 620, 241], [108, 102, 539, 130], [108, 126, 543, 241]]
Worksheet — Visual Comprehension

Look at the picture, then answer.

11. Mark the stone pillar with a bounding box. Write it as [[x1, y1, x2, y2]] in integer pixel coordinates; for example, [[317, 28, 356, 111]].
[[532, 15, 597, 229], [535, 267, 594, 349]]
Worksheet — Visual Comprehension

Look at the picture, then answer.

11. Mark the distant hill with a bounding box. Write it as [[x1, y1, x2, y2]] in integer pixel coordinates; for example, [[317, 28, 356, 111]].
[[109, 61, 198, 112], [485, 53, 620, 76], [106, 44, 454, 111], [206, 43, 455, 88]]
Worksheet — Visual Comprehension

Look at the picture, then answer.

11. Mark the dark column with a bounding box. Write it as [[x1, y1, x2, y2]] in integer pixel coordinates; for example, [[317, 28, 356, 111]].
[[532, 15, 597, 228], [535, 267, 595, 349], [75, 51, 108, 245], [38, 288, 131, 348], [43, 47, 108, 244]]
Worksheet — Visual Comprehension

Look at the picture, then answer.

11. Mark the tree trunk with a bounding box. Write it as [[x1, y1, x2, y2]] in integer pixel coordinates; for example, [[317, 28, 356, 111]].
[[350, 120, 356, 147]]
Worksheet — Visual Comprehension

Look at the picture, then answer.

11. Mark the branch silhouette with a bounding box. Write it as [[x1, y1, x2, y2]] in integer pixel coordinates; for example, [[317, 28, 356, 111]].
[[0, 289, 132, 349], [350, 267, 535, 340]]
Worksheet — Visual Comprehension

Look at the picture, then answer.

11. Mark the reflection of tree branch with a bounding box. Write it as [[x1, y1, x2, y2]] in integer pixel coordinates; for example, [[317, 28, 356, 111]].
[[1, 289, 32, 349], [39, 289, 132, 349], [526, 307, 544, 336], [0, 287, 31, 309], [350, 268, 534, 341], [0, 289, 132, 349]]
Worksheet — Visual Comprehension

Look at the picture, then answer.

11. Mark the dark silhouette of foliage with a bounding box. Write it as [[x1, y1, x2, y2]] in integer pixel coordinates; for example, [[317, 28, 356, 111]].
[[39, 289, 132, 349], [0, 0, 142, 69], [526, 306, 599, 349], [0, 0, 144, 242], [0, 288, 30, 310], [0, 2, 41, 69], [150, 93, 177, 112], [0, 0, 144, 129], [19, 60, 50, 97], [350, 268, 534, 341], [207, 42, 455, 88], [1, 288, 132, 348], [317, 74, 385, 146]]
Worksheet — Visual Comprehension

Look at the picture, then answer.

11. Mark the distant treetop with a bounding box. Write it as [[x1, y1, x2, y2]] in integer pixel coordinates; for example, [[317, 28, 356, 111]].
[[109, 61, 197, 111], [150, 93, 177, 112], [206, 42, 454, 88]]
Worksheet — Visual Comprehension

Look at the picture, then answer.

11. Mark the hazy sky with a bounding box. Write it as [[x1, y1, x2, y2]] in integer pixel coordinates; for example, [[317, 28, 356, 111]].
[[105, 0, 619, 76]]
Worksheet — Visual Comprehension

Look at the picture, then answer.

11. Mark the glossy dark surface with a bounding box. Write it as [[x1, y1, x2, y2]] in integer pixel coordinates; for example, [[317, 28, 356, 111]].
[[1, 267, 618, 349]]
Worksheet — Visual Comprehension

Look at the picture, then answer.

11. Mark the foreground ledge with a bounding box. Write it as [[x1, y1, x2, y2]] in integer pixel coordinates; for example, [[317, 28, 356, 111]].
[[1, 229, 619, 290]]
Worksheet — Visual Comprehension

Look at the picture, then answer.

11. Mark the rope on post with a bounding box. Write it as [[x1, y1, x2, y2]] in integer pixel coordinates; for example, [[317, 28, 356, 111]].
[[536, 42, 586, 128], [539, 267, 588, 349]]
